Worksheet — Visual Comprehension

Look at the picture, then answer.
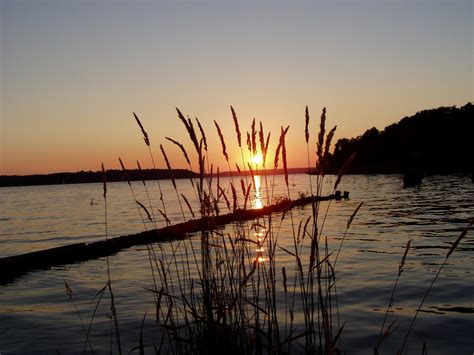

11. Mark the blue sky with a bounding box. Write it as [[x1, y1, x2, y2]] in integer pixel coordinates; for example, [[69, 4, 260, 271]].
[[1, 0, 472, 174]]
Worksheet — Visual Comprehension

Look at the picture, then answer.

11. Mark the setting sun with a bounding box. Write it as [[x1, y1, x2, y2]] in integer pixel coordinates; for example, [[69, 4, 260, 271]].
[[251, 152, 263, 165]]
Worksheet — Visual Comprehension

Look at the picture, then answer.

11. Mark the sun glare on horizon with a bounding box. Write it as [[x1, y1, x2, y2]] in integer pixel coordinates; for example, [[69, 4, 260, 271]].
[[250, 153, 263, 166]]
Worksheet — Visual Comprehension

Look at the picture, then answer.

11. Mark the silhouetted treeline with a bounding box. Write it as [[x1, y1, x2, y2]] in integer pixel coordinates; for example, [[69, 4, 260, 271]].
[[0, 169, 199, 187], [326, 103, 473, 174]]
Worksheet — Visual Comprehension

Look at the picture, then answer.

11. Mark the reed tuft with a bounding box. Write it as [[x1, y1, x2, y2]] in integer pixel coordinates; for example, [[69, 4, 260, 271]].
[[101, 163, 107, 198], [157, 208, 171, 225], [447, 219, 473, 258], [136, 200, 153, 222], [160, 144, 176, 190], [280, 126, 290, 187], [214, 120, 229, 162], [133, 112, 150, 147], [316, 107, 326, 164], [305, 105, 310, 143], [165, 137, 191, 167], [118, 157, 131, 187], [230, 106, 242, 147], [323, 125, 337, 172], [246, 131, 252, 154], [259, 121, 265, 156], [347, 201, 363, 229], [264, 132, 271, 164], [181, 193, 195, 218], [230, 182, 237, 212], [251, 118, 257, 155], [176, 108, 199, 153], [195, 117, 208, 152], [399, 239, 412, 274], [334, 152, 356, 191]]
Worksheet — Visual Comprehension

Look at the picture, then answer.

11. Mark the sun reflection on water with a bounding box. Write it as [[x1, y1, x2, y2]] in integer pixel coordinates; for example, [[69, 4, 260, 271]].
[[250, 175, 267, 262], [252, 175, 263, 209], [254, 223, 266, 263]]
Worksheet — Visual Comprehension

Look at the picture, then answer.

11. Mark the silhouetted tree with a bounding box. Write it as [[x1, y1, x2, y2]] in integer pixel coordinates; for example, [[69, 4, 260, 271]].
[[328, 103, 473, 174]]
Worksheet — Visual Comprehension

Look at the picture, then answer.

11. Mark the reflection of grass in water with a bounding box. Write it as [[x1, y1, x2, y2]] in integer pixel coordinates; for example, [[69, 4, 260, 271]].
[[66, 106, 472, 354]]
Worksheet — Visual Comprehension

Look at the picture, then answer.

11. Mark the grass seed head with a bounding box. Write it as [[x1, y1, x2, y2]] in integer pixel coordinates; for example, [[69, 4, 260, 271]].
[[447, 219, 473, 258], [305, 105, 310, 143], [251, 118, 257, 155], [101, 163, 107, 199], [165, 137, 191, 167], [334, 152, 356, 191], [231, 105, 242, 147], [317, 107, 327, 163], [214, 120, 229, 162], [133, 112, 150, 147], [195, 117, 208, 152]]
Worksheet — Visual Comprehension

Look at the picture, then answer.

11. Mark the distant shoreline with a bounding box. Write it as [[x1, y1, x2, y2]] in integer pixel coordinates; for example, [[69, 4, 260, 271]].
[[0, 169, 196, 188], [4, 103, 472, 188], [0, 167, 305, 188], [1, 167, 471, 188]]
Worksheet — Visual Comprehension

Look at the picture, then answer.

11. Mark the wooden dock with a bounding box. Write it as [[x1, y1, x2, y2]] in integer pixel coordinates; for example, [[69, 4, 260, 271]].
[[0, 193, 343, 285]]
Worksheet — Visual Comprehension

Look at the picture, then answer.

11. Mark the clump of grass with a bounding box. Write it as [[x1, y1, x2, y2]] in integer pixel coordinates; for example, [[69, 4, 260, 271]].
[[80, 103, 472, 355], [214, 120, 229, 162]]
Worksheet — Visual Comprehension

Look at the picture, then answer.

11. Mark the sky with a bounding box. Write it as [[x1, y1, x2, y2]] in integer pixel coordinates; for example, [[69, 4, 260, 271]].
[[1, 0, 472, 175]]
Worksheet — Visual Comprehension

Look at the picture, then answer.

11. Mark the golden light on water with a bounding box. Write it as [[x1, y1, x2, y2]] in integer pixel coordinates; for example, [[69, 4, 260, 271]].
[[254, 222, 266, 263], [252, 175, 263, 209], [252, 175, 266, 262]]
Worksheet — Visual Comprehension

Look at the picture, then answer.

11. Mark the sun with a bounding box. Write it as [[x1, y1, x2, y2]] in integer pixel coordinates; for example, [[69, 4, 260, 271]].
[[251, 152, 263, 165]]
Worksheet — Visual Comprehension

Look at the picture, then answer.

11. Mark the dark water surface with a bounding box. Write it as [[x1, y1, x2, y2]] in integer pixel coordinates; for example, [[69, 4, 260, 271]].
[[0, 174, 473, 354]]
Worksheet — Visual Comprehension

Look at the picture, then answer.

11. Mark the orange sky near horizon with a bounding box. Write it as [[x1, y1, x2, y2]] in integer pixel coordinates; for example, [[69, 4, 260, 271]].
[[1, 0, 472, 176]]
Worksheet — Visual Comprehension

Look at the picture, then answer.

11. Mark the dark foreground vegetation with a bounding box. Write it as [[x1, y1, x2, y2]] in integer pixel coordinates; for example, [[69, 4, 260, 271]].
[[4, 103, 472, 354], [52, 104, 471, 355], [319, 102, 474, 174]]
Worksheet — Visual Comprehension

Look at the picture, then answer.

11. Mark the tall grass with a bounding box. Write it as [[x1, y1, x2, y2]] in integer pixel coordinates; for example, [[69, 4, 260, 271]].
[[71, 105, 472, 354], [126, 106, 361, 354]]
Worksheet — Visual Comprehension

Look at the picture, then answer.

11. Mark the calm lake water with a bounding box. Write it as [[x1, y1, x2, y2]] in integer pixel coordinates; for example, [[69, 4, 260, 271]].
[[0, 174, 473, 354]]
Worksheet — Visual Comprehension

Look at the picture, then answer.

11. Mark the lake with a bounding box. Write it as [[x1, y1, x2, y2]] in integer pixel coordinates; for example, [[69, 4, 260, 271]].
[[0, 174, 473, 354]]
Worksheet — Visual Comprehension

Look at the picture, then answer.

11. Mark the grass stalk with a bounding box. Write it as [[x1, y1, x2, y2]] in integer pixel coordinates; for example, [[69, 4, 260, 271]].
[[399, 219, 473, 353], [101, 163, 122, 355]]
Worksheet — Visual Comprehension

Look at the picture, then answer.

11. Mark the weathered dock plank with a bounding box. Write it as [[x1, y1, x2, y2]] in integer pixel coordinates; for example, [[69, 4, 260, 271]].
[[0, 194, 340, 285]]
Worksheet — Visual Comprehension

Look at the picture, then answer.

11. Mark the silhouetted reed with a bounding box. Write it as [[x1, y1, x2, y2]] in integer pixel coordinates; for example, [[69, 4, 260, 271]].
[[101, 163, 122, 354], [132, 112, 169, 224], [376, 239, 411, 352], [165, 137, 192, 168], [160, 144, 186, 220], [214, 120, 229, 162], [231, 106, 242, 148]]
